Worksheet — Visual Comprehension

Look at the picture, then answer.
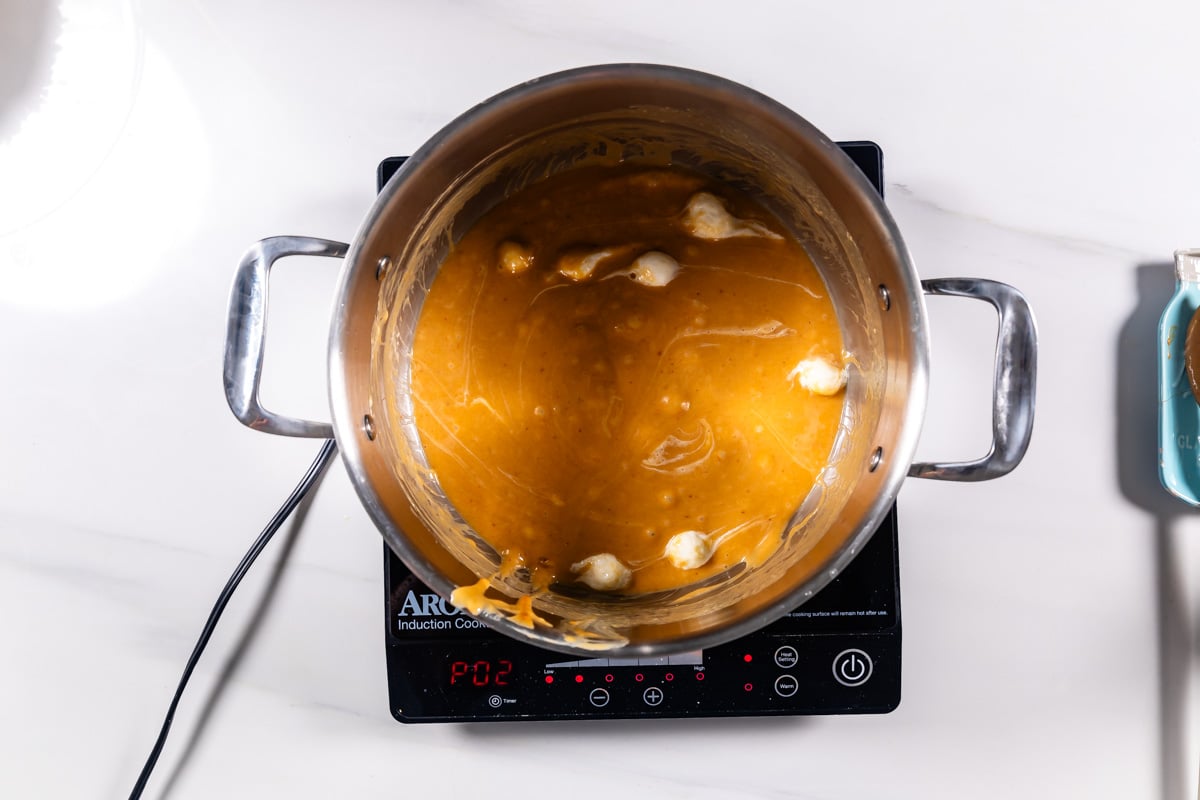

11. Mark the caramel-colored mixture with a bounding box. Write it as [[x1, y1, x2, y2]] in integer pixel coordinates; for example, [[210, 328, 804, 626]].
[[1187, 308, 1200, 404], [411, 166, 845, 595]]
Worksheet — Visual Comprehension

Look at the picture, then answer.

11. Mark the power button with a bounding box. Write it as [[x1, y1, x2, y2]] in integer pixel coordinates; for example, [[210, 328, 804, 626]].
[[831, 649, 873, 687]]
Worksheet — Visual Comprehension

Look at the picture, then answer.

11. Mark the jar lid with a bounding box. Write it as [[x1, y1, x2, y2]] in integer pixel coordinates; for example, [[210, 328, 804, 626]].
[[1175, 248, 1200, 281]]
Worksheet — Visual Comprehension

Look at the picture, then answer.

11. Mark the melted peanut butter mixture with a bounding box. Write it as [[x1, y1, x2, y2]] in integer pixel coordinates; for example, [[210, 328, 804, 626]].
[[411, 166, 845, 596], [1186, 308, 1200, 404]]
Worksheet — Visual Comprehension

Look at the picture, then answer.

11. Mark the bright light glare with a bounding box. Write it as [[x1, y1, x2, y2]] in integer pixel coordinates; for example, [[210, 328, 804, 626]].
[[0, 0, 210, 310]]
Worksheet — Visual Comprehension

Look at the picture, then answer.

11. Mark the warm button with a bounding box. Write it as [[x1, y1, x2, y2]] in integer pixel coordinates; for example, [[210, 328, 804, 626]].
[[773, 674, 799, 697], [832, 649, 873, 687]]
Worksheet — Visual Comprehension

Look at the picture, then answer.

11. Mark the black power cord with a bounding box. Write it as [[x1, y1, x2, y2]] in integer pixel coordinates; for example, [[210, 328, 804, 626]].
[[128, 439, 339, 799]]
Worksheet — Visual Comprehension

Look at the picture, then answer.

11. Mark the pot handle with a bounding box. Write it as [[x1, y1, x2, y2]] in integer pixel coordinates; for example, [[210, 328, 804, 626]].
[[908, 278, 1037, 481], [223, 235, 349, 438]]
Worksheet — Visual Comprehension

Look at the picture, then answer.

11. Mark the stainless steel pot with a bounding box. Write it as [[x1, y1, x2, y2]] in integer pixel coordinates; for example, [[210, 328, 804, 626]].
[[223, 64, 1037, 656]]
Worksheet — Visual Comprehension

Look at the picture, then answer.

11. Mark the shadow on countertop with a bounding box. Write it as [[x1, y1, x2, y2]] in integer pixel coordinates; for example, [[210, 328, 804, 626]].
[[1116, 262, 1197, 800]]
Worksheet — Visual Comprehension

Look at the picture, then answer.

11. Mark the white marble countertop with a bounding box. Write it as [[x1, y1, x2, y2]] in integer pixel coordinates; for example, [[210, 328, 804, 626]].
[[4, 1, 1200, 798]]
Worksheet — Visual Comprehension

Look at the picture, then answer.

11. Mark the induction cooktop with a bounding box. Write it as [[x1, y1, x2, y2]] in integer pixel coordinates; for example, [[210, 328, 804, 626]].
[[378, 142, 901, 722]]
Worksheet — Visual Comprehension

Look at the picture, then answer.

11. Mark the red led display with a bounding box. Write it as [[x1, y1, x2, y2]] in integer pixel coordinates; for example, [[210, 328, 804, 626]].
[[449, 659, 514, 687]]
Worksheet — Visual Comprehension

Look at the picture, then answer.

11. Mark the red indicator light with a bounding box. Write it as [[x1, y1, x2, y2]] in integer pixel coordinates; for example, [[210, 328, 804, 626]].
[[635, 673, 645, 682], [545, 675, 554, 684], [605, 674, 614, 683], [743, 654, 753, 663], [665, 673, 675, 682], [574, 674, 584, 684], [696, 672, 705, 681], [744, 682, 753, 692]]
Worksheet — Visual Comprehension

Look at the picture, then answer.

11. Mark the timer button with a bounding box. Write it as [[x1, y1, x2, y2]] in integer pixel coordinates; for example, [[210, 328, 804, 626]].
[[832, 648, 873, 687], [774, 674, 799, 697], [642, 686, 664, 707], [773, 646, 799, 669], [588, 688, 610, 708]]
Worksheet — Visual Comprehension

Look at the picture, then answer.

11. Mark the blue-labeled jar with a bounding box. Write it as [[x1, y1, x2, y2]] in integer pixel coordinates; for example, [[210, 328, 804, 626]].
[[1159, 248, 1200, 504]]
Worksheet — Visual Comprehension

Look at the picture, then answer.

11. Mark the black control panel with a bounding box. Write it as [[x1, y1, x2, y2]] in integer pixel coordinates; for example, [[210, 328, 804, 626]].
[[384, 507, 899, 722], [380, 142, 901, 722]]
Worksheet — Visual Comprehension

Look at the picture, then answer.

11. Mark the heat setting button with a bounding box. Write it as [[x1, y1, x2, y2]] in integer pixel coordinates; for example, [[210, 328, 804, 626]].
[[773, 646, 799, 669], [832, 648, 873, 687]]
